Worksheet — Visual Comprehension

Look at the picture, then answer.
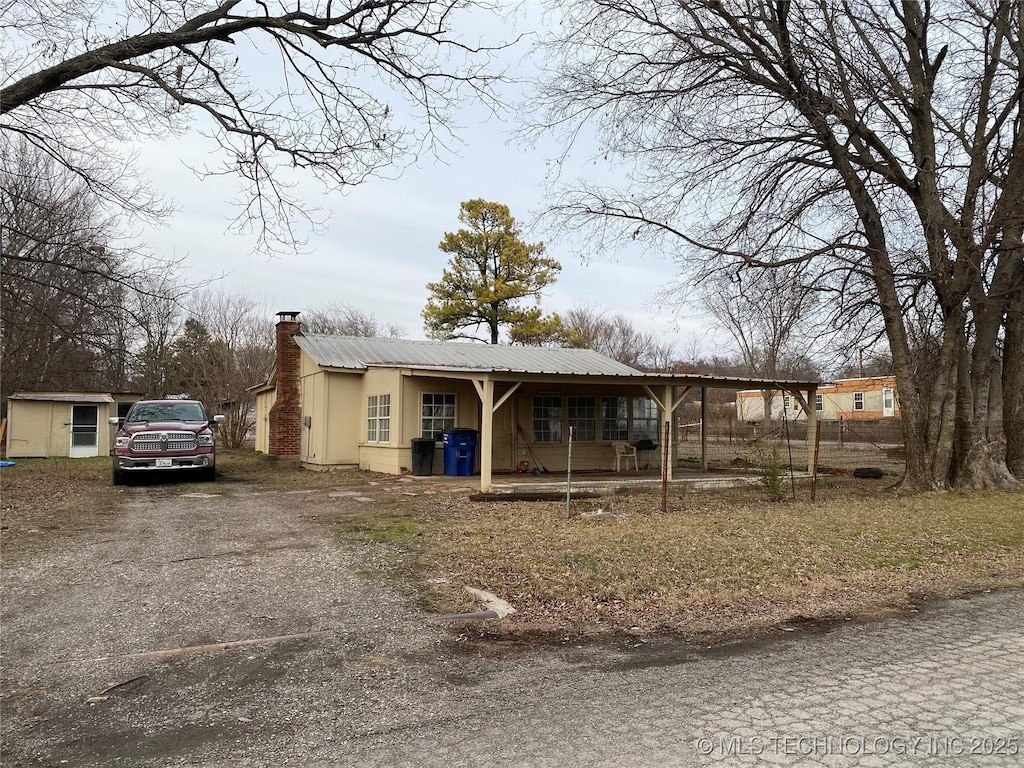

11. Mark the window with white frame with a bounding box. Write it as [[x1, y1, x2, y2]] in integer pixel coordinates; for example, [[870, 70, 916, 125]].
[[421, 393, 455, 439], [533, 396, 562, 443], [853, 392, 865, 411], [567, 396, 596, 442], [601, 397, 628, 441], [815, 393, 823, 411], [366, 394, 391, 443], [632, 397, 660, 442], [783, 395, 791, 409]]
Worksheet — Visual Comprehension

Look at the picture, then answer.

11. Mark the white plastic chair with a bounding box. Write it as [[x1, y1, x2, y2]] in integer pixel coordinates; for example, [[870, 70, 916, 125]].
[[613, 442, 638, 471]]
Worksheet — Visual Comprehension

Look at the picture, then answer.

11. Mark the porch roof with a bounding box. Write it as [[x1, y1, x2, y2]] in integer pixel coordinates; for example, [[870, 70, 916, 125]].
[[295, 335, 642, 376], [296, 335, 819, 392]]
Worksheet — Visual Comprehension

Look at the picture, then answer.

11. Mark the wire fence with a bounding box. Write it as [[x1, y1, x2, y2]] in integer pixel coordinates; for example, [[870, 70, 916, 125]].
[[675, 418, 922, 474]]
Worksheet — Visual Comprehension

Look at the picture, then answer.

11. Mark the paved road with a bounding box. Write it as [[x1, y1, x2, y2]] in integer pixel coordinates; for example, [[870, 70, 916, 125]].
[[2, 480, 1021, 766]]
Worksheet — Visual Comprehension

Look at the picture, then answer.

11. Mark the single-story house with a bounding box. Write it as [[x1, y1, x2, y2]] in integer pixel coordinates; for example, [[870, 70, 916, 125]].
[[5, 392, 142, 458], [736, 376, 900, 422], [253, 313, 821, 492]]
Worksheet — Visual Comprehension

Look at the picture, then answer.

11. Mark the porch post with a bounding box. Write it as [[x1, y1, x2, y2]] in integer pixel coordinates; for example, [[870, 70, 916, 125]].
[[480, 378, 494, 493], [806, 386, 818, 473], [700, 386, 708, 471], [663, 384, 674, 482]]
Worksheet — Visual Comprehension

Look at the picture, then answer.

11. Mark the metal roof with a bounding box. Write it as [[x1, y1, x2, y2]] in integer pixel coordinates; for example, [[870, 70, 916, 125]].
[[294, 335, 645, 376], [8, 392, 115, 403]]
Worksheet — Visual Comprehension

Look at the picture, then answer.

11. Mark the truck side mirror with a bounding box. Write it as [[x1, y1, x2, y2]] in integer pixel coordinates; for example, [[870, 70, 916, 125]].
[[213, 415, 226, 424], [109, 416, 122, 426]]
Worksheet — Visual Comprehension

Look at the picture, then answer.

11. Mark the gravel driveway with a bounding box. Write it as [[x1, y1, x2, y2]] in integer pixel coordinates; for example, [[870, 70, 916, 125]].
[[2, 479, 467, 766], [3, 479, 1022, 767]]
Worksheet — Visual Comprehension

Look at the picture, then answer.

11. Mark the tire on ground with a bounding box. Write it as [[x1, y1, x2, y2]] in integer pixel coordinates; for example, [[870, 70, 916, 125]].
[[852, 467, 884, 479]]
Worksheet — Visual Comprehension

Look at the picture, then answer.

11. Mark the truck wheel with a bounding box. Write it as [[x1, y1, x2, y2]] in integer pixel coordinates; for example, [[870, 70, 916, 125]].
[[198, 465, 217, 482], [112, 464, 127, 486]]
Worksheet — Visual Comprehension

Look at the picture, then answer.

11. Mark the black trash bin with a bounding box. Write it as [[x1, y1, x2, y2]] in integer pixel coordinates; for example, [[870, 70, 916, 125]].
[[410, 438, 436, 476]]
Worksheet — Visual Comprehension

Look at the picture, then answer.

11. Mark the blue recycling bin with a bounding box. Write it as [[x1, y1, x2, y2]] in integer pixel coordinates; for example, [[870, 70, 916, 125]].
[[441, 429, 478, 476]]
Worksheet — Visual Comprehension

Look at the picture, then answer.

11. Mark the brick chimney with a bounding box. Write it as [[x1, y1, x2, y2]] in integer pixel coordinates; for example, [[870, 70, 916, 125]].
[[269, 311, 302, 457]]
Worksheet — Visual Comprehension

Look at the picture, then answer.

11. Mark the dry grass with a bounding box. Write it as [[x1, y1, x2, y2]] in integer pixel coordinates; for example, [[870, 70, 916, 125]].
[[1, 457, 120, 560], [216, 451, 384, 488], [4, 455, 1021, 645], [343, 480, 1024, 643], [0, 452, 378, 558]]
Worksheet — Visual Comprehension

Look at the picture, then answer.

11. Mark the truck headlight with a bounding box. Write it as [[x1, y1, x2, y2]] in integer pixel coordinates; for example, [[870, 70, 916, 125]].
[[197, 434, 213, 446], [114, 437, 130, 447]]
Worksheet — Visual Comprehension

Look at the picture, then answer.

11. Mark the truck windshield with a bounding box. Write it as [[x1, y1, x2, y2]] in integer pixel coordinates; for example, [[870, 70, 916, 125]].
[[126, 403, 206, 423]]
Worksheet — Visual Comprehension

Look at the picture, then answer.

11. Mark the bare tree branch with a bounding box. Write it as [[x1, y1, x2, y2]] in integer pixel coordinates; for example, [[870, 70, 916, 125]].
[[2, 0, 511, 252]]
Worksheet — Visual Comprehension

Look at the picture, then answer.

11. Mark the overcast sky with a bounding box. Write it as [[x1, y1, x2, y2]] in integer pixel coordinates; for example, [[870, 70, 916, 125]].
[[128, 3, 711, 352]]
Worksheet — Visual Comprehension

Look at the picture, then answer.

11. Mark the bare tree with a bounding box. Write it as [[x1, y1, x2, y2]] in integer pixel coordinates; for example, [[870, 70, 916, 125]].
[[560, 303, 675, 371], [2, 0, 506, 253], [2, 139, 141, 402], [302, 302, 404, 338], [177, 289, 274, 448], [684, 266, 822, 420], [124, 274, 189, 398], [534, 0, 1024, 490]]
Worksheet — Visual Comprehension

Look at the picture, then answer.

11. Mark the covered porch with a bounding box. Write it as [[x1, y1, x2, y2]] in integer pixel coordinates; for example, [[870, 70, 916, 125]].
[[406, 369, 819, 493]]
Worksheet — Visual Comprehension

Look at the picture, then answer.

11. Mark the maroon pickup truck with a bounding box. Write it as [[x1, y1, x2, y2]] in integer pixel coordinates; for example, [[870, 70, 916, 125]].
[[110, 399, 224, 485]]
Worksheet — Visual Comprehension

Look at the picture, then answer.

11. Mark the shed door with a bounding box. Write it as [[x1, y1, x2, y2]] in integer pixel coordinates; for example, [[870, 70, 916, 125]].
[[882, 387, 895, 418], [69, 405, 100, 458]]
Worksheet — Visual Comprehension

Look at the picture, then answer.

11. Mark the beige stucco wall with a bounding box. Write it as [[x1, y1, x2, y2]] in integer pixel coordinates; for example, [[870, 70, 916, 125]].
[[356, 368, 402, 472], [288, 367, 677, 476], [295, 363, 395, 469], [299, 370, 363, 467], [299, 369, 325, 462], [397, 376, 481, 474], [253, 388, 275, 454], [6, 397, 120, 458]]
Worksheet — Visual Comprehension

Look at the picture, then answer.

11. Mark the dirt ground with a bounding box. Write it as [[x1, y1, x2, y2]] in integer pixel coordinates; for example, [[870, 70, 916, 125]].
[[0, 467, 466, 766], [1, 456, 1022, 766]]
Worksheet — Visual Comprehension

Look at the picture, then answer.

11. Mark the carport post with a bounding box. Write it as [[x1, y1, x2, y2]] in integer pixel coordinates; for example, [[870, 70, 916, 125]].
[[663, 384, 674, 482], [479, 378, 494, 493], [700, 387, 708, 471], [806, 387, 818, 473]]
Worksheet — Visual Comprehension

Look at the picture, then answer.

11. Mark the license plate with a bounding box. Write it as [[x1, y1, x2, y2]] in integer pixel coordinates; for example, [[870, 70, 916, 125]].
[[156, 458, 173, 467]]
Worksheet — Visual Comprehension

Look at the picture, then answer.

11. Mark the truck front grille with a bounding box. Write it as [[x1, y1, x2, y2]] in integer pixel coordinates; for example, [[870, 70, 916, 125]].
[[129, 431, 198, 452]]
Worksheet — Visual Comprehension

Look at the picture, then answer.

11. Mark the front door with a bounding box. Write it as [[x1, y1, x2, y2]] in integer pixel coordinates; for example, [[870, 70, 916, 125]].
[[492, 396, 515, 471], [882, 387, 895, 418], [69, 405, 100, 458]]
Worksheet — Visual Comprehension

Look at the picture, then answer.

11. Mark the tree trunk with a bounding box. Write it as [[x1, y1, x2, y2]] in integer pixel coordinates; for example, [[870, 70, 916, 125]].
[[761, 390, 774, 427], [1005, 286, 1024, 479]]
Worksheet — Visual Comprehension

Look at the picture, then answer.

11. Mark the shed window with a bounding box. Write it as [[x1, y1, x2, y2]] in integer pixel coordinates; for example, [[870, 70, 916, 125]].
[[815, 393, 823, 411], [853, 392, 865, 411]]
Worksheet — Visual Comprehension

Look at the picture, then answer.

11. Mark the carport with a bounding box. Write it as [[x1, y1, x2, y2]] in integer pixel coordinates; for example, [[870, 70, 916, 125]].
[[449, 370, 819, 493]]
